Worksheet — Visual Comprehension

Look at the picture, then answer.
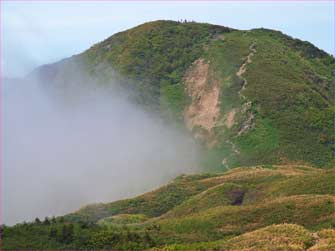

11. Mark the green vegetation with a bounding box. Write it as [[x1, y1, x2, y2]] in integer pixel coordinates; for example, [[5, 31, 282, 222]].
[[163, 182, 245, 218], [80, 20, 232, 108], [3, 165, 333, 250], [33, 20, 333, 168], [201, 29, 333, 168], [64, 173, 220, 223], [13, 20, 334, 250], [241, 29, 334, 167], [160, 83, 189, 120], [98, 214, 149, 225], [163, 224, 315, 250]]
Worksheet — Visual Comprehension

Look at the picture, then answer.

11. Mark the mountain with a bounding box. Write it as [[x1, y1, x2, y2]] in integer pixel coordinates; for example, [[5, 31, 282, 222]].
[[31, 20, 333, 170], [2, 20, 334, 250]]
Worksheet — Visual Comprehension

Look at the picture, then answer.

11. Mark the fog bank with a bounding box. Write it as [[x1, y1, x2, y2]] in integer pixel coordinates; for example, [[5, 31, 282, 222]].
[[2, 75, 200, 225]]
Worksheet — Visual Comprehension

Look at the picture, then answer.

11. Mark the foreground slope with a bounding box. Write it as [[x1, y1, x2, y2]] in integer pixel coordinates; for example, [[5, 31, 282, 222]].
[[31, 20, 334, 169], [2, 165, 333, 250]]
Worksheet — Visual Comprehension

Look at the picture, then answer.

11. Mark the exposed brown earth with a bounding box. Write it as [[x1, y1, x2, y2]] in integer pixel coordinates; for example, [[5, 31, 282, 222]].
[[183, 58, 220, 140], [224, 109, 236, 129]]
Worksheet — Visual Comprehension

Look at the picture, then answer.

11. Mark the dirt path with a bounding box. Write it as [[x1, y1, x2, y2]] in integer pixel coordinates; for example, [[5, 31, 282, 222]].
[[237, 43, 257, 100], [223, 43, 257, 164]]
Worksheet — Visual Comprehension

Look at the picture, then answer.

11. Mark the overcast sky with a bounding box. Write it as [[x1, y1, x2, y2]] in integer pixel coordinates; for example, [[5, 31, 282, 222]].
[[2, 1, 334, 78]]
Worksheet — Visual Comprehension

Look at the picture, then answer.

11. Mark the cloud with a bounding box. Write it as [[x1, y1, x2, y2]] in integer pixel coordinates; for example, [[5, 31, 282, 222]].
[[2, 72, 201, 225]]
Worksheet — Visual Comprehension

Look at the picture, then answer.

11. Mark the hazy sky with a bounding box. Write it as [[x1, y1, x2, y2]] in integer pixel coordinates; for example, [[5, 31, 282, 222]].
[[2, 1, 334, 77]]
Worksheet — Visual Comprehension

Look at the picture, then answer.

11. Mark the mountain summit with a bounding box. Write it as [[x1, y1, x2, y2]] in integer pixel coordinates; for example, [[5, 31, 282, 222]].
[[33, 20, 334, 169]]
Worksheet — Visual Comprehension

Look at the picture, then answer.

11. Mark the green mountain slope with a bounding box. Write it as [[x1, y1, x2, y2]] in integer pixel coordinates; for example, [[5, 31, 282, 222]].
[[4, 21, 333, 250], [2, 165, 333, 250], [32, 20, 334, 169]]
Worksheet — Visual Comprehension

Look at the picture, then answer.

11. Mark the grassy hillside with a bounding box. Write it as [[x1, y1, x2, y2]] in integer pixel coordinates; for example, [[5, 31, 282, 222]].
[[7, 21, 333, 250], [31, 20, 334, 169], [201, 28, 333, 169], [2, 165, 333, 250]]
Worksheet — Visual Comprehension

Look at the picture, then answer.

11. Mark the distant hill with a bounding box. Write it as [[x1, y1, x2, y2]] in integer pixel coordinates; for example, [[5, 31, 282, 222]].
[[30, 20, 334, 169]]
